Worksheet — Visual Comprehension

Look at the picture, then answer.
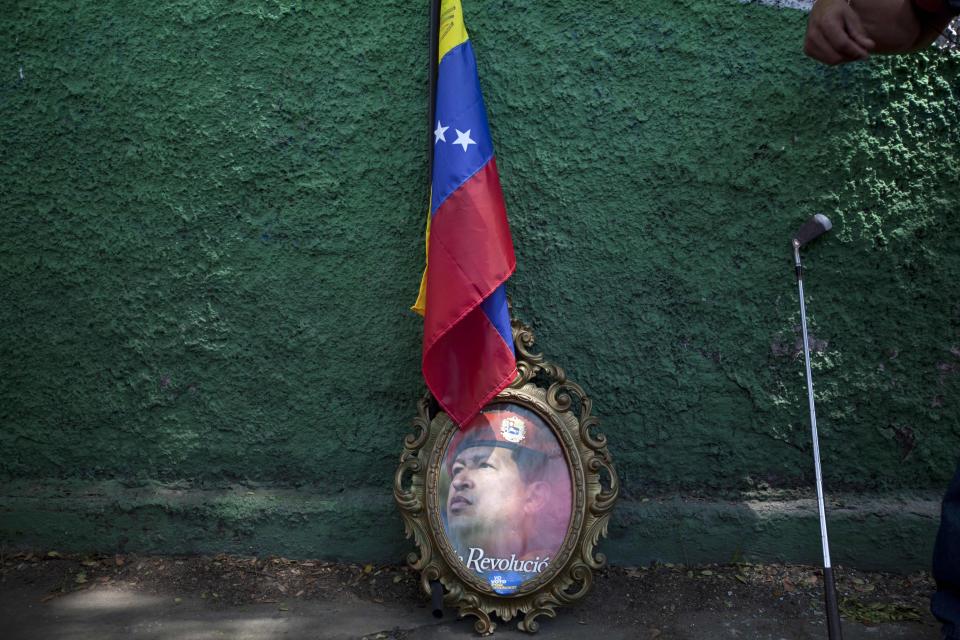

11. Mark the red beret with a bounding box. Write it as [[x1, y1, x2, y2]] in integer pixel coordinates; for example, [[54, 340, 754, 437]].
[[446, 408, 560, 474]]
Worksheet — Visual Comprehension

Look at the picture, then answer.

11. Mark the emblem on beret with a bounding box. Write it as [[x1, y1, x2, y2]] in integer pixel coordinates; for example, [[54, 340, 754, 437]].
[[500, 416, 526, 443]]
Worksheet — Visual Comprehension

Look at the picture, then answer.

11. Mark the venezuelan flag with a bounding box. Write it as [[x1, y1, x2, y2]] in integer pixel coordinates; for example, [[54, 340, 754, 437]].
[[413, 0, 517, 426]]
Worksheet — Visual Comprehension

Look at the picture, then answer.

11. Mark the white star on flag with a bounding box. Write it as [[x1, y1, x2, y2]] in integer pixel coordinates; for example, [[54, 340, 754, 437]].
[[453, 129, 476, 152], [434, 121, 448, 143]]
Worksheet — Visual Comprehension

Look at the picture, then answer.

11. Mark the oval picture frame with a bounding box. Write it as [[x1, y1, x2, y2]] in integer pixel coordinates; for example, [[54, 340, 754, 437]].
[[395, 320, 619, 634]]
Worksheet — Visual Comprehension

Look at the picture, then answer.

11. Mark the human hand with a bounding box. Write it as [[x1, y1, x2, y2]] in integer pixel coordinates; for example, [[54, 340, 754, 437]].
[[804, 0, 876, 64], [852, 0, 939, 54]]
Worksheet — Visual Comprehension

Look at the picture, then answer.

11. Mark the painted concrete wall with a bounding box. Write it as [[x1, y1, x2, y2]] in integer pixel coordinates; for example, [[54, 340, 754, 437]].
[[2, 1, 958, 568]]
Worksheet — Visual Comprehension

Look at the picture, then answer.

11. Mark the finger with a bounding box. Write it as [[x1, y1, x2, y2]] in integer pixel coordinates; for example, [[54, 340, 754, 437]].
[[842, 10, 876, 51], [804, 28, 844, 65], [821, 13, 871, 60]]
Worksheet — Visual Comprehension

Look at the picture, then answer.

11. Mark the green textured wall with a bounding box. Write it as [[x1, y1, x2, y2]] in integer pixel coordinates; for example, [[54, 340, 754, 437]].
[[2, 0, 959, 567]]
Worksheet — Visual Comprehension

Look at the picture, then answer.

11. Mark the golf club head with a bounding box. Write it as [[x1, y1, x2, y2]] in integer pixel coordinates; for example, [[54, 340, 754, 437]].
[[792, 214, 833, 249]]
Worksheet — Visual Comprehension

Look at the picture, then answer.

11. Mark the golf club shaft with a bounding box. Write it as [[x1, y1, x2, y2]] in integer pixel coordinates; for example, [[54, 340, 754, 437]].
[[794, 245, 843, 640]]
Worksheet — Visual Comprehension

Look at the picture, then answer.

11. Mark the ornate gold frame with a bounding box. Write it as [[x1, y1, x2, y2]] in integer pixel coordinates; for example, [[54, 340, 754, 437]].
[[394, 320, 619, 634]]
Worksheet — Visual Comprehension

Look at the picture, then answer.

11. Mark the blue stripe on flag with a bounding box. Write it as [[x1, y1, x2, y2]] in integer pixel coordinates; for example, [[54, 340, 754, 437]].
[[480, 283, 514, 356], [431, 40, 494, 216]]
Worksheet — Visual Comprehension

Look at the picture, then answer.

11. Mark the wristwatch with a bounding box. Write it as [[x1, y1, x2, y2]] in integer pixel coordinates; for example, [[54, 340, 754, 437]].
[[913, 0, 960, 16]]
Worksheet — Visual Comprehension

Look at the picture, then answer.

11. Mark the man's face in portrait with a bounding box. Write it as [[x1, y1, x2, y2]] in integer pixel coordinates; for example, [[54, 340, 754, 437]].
[[443, 409, 560, 560], [447, 444, 531, 546]]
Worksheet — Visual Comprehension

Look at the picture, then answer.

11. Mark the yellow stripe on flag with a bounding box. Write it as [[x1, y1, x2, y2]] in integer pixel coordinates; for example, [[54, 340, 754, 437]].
[[414, 1, 468, 316], [411, 205, 430, 316], [438, 0, 468, 62]]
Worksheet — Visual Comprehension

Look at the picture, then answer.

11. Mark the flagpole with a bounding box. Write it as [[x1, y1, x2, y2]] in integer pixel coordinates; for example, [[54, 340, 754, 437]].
[[425, 0, 442, 425], [428, 0, 440, 180], [426, 5, 444, 614]]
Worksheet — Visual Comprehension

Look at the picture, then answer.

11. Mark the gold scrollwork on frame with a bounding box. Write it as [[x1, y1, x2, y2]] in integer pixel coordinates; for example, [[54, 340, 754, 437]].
[[394, 319, 619, 634]]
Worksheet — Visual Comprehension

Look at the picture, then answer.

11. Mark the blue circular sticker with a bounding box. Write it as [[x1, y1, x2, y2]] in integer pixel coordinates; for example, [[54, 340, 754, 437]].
[[488, 571, 524, 595]]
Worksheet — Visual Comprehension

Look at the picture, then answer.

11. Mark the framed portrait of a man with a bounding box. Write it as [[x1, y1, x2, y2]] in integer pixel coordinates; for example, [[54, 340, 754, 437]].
[[440, 403, 573, 595], [395, 320, 618, 634]]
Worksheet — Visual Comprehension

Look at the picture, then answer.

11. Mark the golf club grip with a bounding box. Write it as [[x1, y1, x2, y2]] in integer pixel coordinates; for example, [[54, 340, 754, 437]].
[[823, 566, 843, 639]]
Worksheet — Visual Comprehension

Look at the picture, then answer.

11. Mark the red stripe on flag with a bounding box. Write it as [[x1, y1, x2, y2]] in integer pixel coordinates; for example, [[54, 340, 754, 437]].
[[423, 158, 517, 425], [424, 159, 515, 348], [423, 305, 517, 426]]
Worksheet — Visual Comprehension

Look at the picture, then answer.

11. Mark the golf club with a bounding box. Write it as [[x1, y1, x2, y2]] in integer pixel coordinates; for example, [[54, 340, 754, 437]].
[[792, 213, 843, 640]]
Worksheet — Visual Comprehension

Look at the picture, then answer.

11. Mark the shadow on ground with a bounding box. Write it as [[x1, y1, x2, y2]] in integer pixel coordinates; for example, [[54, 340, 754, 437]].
[[0, 552, 942, 639]]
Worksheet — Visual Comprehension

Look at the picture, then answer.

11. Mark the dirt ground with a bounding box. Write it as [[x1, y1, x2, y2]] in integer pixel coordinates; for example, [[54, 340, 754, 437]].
[[0, 550, 943, 639]]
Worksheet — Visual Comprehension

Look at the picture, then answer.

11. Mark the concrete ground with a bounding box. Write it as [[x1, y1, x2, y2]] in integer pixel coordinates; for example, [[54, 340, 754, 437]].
[[0, 553, 944, 639]]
